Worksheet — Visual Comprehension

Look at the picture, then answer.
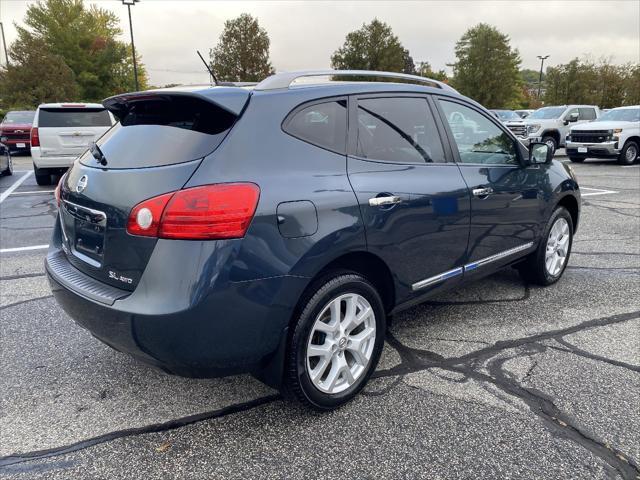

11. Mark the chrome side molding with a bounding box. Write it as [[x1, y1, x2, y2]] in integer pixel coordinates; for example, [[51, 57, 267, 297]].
[[411, 242, 535, 291]]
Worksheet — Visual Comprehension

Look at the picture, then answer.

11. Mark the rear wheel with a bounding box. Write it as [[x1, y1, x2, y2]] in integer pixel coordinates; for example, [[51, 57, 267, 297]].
[[518, 206, 573, 286], [569, 157, 585, 163], [34, 165, 52, 186], [618, 141, 639, 165], [284, 271, 386, 410], [542, 135, 558, 155]]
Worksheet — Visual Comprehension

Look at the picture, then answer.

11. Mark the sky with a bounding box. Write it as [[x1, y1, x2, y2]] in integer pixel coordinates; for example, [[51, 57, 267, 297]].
[[1, 0, 639, 86]]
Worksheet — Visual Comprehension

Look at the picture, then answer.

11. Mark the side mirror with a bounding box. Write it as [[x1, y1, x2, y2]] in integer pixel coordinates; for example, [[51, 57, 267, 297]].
[[564, 112, 579, 125], [529, 142, 553, 164], [0, 136, 7, 143]]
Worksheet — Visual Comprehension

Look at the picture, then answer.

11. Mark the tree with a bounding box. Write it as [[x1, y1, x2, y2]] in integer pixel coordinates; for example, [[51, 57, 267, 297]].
[[9, 0, 147, 104], [451, 23, 522, 108], [331, 19, 410, 73], [210, 14, 274, 82], [0, 36, 79, 108], [417, 61, 448, 82]]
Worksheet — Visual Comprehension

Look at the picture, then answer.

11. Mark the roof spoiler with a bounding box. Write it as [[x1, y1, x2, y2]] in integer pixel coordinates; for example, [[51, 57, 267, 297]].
[[102, 87, 250, 121]]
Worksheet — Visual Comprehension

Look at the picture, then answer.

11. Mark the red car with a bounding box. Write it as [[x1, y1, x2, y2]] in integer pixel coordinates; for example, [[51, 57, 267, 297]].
[[0, 111, 36, 153]]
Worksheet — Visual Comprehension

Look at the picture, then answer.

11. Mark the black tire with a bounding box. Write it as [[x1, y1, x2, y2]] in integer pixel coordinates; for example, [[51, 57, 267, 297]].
[[518, 206, 574, 286], [34, 166, 52, 186], [542, 135, 558, 155], [617, 140, 639, 165], [283, 271, 386, 410], [1, 153, 12, 176], [568, 157, 585, 163]]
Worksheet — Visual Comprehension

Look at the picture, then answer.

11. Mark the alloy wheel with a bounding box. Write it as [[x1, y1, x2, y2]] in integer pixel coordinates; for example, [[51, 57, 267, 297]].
[[545, 217, 570, 276], [306, 293, 376, 394], [626, 144, 638, 163]]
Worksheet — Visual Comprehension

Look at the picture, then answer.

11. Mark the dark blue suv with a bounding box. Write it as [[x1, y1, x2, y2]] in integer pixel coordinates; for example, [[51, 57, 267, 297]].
[[46, 70, 580, 409]]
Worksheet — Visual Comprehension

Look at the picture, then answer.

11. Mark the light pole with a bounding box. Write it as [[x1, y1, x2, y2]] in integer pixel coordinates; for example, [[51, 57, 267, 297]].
[[0, 22, 9, 67], [537, 55, 549, 99], [122, 0, 139, 91]]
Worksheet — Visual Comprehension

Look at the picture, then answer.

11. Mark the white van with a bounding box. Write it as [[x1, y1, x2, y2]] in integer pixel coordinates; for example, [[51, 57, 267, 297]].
[[30, 103, 114, 185]]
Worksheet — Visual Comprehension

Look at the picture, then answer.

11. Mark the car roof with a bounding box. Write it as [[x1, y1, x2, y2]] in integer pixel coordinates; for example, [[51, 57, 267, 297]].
[[37, 103, 106, 109], [609, 105, 640, 110]]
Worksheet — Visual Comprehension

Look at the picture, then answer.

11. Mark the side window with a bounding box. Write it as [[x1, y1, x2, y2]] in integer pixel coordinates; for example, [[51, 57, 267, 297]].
[[439, 100, 518, 165], [579, 108, 596, 120], [356, 97, 445, 163], [284, 100, 347, 154], [564, 108, 578, 120]]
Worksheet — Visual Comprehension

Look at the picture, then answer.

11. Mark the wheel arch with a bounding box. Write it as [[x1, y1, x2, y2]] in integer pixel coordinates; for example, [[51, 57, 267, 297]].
[[542, 129, 560, 145], [556, 194, 580, 232]]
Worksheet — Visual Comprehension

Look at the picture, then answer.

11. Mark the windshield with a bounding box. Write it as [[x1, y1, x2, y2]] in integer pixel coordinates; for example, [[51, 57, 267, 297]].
[[528, 107, 566, 120], [2, 111, 35, 124], [492, 110, 520, 120], [598, 108, 640, 122]]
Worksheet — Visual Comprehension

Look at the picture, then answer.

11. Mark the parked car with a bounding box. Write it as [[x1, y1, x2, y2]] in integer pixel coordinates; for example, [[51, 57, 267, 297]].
[[0, 110, 35, 154], [515, 109, 534, 119], [566, 106, 640, 165], [522, 105, 600, 153], [0, 136, 13, 176], [489, 109, 527, 140], [31, 103, 115, 186], [46, 71, 581, 410]]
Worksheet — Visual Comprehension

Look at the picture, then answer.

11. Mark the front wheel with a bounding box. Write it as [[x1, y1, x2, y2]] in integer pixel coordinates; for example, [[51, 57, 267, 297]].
[[518, 206, 574, 286], [618, 141, 639, 165], [284, 272, 386, 410], [542, 135, 558, 156]]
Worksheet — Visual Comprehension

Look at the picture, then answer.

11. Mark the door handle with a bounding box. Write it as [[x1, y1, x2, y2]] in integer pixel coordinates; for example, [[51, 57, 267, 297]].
[[369, 195, 402, 207], [472, 187, 493, 197]]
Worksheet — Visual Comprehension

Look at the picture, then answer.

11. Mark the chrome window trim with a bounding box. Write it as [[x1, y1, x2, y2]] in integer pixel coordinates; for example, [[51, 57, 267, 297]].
[[411, 242, 535, 291]]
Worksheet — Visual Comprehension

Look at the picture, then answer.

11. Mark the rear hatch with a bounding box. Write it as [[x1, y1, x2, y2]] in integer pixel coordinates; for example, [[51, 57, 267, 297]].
[[37, 106, 113, 157], [58, 89, 250, 290]]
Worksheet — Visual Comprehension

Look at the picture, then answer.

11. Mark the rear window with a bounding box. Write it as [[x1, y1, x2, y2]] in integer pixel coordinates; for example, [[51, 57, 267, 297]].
[[284, 100, 347, 154], [38, 108, 112, 128], [80, 95, 238, 169]]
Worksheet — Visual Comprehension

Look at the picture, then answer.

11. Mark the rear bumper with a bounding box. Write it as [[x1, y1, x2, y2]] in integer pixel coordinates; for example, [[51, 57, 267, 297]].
[[565, 140, 620, 158], [45, 236, 309, 378], [32, 148, 77, 168]]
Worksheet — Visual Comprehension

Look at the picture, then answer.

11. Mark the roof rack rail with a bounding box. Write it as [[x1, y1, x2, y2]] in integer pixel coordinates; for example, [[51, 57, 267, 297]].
[[254, 70, 457, 93]]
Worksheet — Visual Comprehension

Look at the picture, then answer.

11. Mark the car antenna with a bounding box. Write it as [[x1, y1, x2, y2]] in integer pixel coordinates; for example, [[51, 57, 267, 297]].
[[197, 50, 218, 86]]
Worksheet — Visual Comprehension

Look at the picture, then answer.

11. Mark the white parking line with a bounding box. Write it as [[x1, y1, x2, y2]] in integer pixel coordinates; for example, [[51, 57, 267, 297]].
[[0, 244, 49, 253], [0, 171, 33, 203], [9, 190, 55, 196], [581, 187, 619, 197]]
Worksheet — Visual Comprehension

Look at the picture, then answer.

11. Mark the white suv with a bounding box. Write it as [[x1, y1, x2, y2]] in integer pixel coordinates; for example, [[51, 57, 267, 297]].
[[30, 103, 114, 185], [566, 106, 640, 165], [522, 105, 600, 153]]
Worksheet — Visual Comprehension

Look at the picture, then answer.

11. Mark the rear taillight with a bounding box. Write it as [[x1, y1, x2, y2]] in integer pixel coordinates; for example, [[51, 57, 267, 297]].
[[54, 175, 63, 207], [30, 128, 40, 147], [127, 183, 260, 240]]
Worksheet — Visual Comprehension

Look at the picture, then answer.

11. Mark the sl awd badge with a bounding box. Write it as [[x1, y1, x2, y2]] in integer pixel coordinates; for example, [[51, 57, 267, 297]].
[[76, 175, 88, 193]]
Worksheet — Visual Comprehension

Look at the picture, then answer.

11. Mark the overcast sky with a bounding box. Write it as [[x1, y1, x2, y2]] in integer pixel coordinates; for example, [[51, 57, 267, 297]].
[[2, 0, 639, 86]]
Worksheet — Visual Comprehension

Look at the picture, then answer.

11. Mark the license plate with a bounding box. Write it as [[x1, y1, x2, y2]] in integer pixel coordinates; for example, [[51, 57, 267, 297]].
[[578, 147, 588, 153], [16, 143, 26, 148]]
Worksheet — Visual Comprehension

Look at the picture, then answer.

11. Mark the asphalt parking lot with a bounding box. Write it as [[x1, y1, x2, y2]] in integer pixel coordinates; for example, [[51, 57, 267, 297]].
[[1, 154, 638, 479]]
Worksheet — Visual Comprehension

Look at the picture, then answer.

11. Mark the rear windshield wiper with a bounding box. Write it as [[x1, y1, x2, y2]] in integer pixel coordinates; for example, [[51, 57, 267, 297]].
[[90, 142, 107, 166]]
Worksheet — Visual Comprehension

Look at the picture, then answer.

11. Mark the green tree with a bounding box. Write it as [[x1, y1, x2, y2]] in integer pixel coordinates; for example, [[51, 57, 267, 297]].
[[10, 0, 146, 103], [417, 61, 448, 82], [0, 36, 79, 109], [331, 19, 411, 73], [210, 14, 274, 82], [451, 23, 522, 108]]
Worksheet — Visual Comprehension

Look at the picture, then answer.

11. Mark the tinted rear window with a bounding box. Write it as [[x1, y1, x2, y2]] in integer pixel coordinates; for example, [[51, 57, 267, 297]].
[[284, 100, 347, 154], [39, 108, 111, 128], [80, 96, 238, 169]]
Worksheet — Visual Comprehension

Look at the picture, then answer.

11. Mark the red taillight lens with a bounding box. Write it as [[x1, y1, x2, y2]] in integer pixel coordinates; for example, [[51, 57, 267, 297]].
[[126, 183, 260, 240], [30, 127, 40, 147]]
